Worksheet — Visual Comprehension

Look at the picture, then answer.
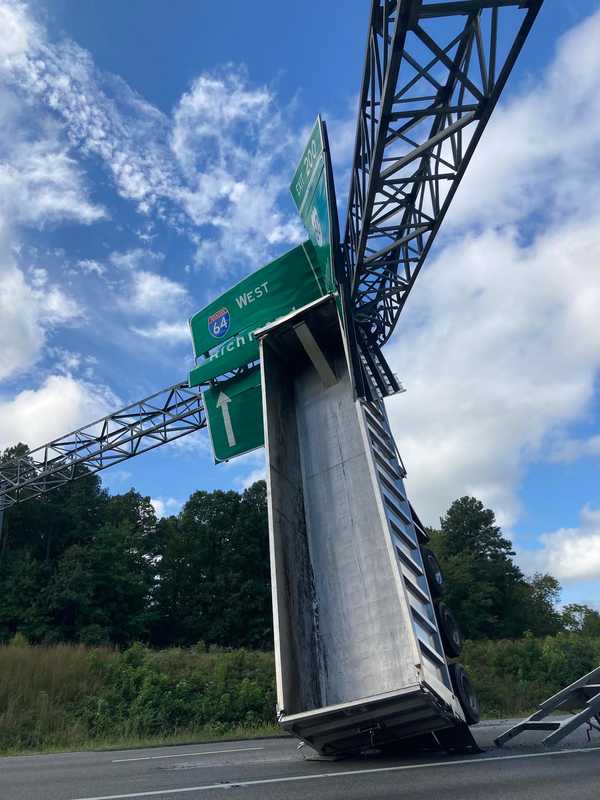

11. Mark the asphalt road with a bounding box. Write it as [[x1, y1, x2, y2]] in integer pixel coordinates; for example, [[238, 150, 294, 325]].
[[2, 720, 599, 800]]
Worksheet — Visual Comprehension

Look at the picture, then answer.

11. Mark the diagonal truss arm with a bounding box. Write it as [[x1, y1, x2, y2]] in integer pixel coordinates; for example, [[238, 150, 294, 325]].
[[344, 0, 543, 348], [0, 383, 206, 510]]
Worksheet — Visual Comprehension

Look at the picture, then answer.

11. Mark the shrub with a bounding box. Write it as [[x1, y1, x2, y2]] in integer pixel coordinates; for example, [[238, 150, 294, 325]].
[[463, 633, 600, 717], [0, 642, 276, 752], [1, 635, 599, 753]]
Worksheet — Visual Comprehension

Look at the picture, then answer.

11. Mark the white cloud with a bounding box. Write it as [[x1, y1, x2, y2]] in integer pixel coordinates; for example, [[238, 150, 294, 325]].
[[0, 5, 303, 273], [326, 102, 357, 175], [0, 222, 83, 381], [549, 435, 600, 464], [29, 266, 47, 288], [110, 469, 132, 484], [171, 69, 304, 273], [0, 373, 119, 451], [170, 71, 272, 174], [76, 258, 105, 276], [447, 10, 600, 230], [169, 428, 212, 454], [109, 248, 162, 272], [150, 496, 182, 519], [383, 10, 600, 527], [324, 97, 359, 214], [130, 320, 190, 344], [41, 284, 83, 325], [0, 254, 43, 380], [518, 506, 600, 582], [46, 347, 97, 378], [2, 14, 176, 212], [0, 0, 34, 63], [387, 218, 600, 527], [235, 466, 266, 491], [108, 250, 192, 345], [0, 77, 96, 385], [231, 451, 266, 490], [125, 270, 188, 316], [0, 82, 105, 230], [0, 138, 105, 226]]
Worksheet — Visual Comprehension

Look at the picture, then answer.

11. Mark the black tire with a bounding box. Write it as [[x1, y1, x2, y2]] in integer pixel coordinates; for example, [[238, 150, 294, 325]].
[[422, 547, 445, 597], [435, 600, 463, 658], [449, 662, 480, 725]]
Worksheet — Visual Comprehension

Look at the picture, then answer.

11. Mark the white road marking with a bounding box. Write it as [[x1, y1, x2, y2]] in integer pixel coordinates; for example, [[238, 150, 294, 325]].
[[112, 746, 264, 763], [73, 744, 600, 799]]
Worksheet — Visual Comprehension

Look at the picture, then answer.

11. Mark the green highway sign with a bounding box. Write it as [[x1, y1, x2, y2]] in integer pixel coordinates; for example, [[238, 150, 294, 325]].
[[188, 119, 340, 392], [290, 120, 323, 211], [203, 367, 264, 462], [188, 241, 326, 387], [189, 326, 259, 387], [290, 116, 337, 295]]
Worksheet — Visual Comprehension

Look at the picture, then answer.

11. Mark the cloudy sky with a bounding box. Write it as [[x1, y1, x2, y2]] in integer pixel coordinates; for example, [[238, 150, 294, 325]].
[[1, 0, 599, 607]]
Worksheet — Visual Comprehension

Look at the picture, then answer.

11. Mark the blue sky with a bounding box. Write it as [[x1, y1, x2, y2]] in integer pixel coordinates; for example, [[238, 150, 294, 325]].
[[1, 0, 599, 608]]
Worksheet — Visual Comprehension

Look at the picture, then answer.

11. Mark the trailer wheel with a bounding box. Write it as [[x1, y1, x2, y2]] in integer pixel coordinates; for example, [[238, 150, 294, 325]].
[[421, 547, 444, 597], [435, 601, 463, 658], [449, 662, 480, 725]]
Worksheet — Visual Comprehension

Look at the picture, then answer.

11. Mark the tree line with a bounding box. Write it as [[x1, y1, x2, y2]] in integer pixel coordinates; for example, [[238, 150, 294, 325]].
[[1, 444, 598, 647], [428, 496, 600, 639], [0, 444, 271, 648]]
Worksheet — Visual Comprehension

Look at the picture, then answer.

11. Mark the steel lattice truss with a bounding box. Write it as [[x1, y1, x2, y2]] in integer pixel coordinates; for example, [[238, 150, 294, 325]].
[[0, 383, 206, 510], [344, 0, 543, 348]]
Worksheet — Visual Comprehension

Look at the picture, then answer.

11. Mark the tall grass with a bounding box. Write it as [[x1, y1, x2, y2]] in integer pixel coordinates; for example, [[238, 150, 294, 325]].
[[1, 634, 599, 754], [0, 643, 115, 751], [0, 642, 277, 754]]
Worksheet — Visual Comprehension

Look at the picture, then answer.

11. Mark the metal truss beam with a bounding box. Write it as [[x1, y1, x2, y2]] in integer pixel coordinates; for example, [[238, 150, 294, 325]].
[[0, 382, 206, 510], [343, 0, 543, 348]]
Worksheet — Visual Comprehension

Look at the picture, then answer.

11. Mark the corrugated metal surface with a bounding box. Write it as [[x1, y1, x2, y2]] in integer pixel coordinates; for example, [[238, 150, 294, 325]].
[[358, 398, 454, 696]]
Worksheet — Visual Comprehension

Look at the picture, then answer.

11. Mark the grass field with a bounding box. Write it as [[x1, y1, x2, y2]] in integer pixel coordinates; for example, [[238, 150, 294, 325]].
[[1, 633, 599, 755]]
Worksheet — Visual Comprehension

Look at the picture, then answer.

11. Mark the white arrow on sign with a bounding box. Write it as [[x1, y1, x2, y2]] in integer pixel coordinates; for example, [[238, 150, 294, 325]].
[[216, 392, 236, 447]]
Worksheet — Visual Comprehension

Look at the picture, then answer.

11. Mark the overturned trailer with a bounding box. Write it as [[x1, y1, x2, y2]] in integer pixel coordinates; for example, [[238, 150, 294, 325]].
[[257, 296, 479, 756]]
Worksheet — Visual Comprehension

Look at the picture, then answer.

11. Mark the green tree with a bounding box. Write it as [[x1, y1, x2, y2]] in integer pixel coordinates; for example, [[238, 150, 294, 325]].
[[516, 573, 562, 636], [227, 481, 272, 648], [561, 604, 600, 637], [105, 490, 159, 551], [0, 446, 155, 644], [1, 464, 108, 564], [0, 551, 50, 641], [438, 496, 515, 561], [429, 497, 562, 640], [45, 521, 155, 645], [152, 481, 271, 649]]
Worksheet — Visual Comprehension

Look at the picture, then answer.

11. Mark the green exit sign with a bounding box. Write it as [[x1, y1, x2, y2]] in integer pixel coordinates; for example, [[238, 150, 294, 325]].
[[203, 367, 264, 463]]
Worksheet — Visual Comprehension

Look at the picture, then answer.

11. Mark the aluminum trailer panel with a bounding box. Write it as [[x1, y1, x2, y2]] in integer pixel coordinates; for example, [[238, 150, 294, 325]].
[[258, 298, 468, 755]]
